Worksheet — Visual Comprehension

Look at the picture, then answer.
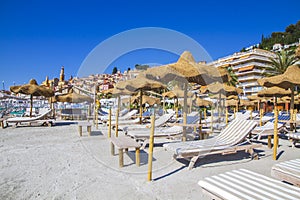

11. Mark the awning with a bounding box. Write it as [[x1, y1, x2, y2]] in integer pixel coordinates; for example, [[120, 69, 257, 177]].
[[238, 65, 254, 72], [239, 55, 250, 59]]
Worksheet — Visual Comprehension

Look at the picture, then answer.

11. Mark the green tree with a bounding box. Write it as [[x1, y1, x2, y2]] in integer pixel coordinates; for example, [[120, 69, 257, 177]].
[[135, 64, 149, 70], [112, 67, 118, 74], [226, 66, 238, 87], [264, 50, 299, 77]]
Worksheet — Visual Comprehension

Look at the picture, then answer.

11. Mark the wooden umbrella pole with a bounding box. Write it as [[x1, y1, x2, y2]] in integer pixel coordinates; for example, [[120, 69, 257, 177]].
[[290, 86, 295, 131], [162, 89, 165, 114], [147, 113, 155, 181], [234, 107, 236, 119], [259, 108, 263, 127], [273, 98, 278, 160], [139, 90, 143, 124], [225, 107, 228, 126], [204, 107, 207, 120], [115, 96, 120, 137], [176, 98, 179, 119], [30, 94, 33, 117], [182, 83, 188, 142], [211, 107, 214, 132], [108, 108, 112, 138]]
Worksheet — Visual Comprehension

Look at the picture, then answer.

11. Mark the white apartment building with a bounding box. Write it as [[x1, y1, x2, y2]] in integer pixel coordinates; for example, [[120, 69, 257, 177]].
[[210, 49, 276, 96]]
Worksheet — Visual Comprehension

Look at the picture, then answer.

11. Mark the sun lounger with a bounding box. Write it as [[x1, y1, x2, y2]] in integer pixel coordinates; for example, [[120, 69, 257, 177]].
[[101, 109, 138, 123], [251, 121, 288, 140], [271, 159, 300, 187], [6, 108, 54, 127], [163, 119, 260, 169], [198, 168, 300, 200], [286, 132, 300, 147], [126, 115, 201, 149], [120, 113, 174, 131]]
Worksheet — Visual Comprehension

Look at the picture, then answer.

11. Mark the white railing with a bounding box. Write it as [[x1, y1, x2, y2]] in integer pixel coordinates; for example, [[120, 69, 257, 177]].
[[238, 75, 262, 81]]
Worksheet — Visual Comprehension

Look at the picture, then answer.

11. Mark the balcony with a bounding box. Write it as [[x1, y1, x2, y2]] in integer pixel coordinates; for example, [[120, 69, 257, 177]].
[[238, 82, 258, 87], [238, 75, 263, 82], [233, 62, 272, 71]]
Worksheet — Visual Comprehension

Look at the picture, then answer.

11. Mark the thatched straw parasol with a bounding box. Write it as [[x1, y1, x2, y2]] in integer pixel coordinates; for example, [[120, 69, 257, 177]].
[[10, 79, 54, 117], [54, 92, 93, 103], [195, 98, 212, 107], [200, 82, 242, 96], [143, 51, 229, 86], [142, 51, 230, 141], [257, 86, 293, 98], [115, 74, 165, 124], [258, 65, 300, 112], [225, 99, 238, 107], [131, 94, 160, 106], [162, 86, 193, 98]]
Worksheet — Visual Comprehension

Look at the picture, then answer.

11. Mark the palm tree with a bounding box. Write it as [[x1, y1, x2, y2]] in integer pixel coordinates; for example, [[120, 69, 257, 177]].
[[296, 45, 300, 59], [226, 66, 238, 87], [264, 50, 298, 77]]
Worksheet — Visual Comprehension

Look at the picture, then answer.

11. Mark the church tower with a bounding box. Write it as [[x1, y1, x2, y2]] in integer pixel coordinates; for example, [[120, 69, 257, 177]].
[[59, 66, 65, 82]]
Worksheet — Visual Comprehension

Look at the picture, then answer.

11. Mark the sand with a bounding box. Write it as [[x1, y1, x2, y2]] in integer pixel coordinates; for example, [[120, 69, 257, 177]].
[[0, 121, 299, 199]]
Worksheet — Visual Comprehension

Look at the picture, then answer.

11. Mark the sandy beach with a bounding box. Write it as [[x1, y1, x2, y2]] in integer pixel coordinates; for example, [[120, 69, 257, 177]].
[[0, 121, 299, 200]]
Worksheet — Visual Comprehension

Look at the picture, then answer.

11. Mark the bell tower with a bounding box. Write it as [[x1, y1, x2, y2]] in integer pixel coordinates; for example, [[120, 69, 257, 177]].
[[59, 66, 65, 82]]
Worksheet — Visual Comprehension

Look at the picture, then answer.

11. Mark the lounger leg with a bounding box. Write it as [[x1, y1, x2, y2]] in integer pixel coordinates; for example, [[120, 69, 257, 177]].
[[141, 139, 149, 150], [111, 142, 115, 155], [87, 126, 91, 136], [268, 135, 272, 149], [78, 126, 83, 137], [136, 148, 140, 167], [119, 148, 124, 167], [188, 156, 200, 170], [248, 148, 259, 160]]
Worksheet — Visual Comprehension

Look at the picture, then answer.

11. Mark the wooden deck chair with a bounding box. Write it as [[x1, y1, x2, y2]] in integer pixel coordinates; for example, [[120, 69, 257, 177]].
[[271, 159, 300, 187], [198, 169, 300, 200], [163, 120, 260, 169]]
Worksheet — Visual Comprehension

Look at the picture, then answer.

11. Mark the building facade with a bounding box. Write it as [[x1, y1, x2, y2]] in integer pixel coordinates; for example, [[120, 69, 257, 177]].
[[210, 49, 276, 96]]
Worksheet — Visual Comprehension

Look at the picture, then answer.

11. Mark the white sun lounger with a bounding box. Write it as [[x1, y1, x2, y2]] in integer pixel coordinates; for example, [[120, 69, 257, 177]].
[[271, 159, 300, 187], [198, 168, 300, 200], [120, 113, 174, 131], [251, 121, 288, 140], [6, 108, 54, 127], [287, 132, 300, 147], [126, 115, 200, 148], [163, 120, 260, 169], [101, 109, 138, 123]]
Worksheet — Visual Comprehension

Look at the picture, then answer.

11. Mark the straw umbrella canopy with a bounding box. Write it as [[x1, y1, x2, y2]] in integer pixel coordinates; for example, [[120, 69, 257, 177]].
[[142, 51, 230, 141], [195, 98, 213, 107], [225, 99, 238, 107], [54, 92, 93, 103], [131, 94, 160, 106], [200, 82, 242, 96], [162, 86, 194, 98], [144, 51, 229, 85], [239, 99, 255, 107], [258, 65, 300, 111], [10, 79, 54, 117], [115, 74, 166, 124]]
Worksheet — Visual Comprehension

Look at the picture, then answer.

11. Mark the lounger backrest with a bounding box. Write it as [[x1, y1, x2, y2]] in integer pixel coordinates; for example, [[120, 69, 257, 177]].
[[216, 120, 257, 146], [154, 113, 174, 127], [162, 125, 183, 134], [119, 108, 129, 116], [122, 109, 138, 118]]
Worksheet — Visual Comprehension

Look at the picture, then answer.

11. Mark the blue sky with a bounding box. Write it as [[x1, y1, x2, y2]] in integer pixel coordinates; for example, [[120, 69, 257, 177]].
[[0, 0, 299, 89]]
